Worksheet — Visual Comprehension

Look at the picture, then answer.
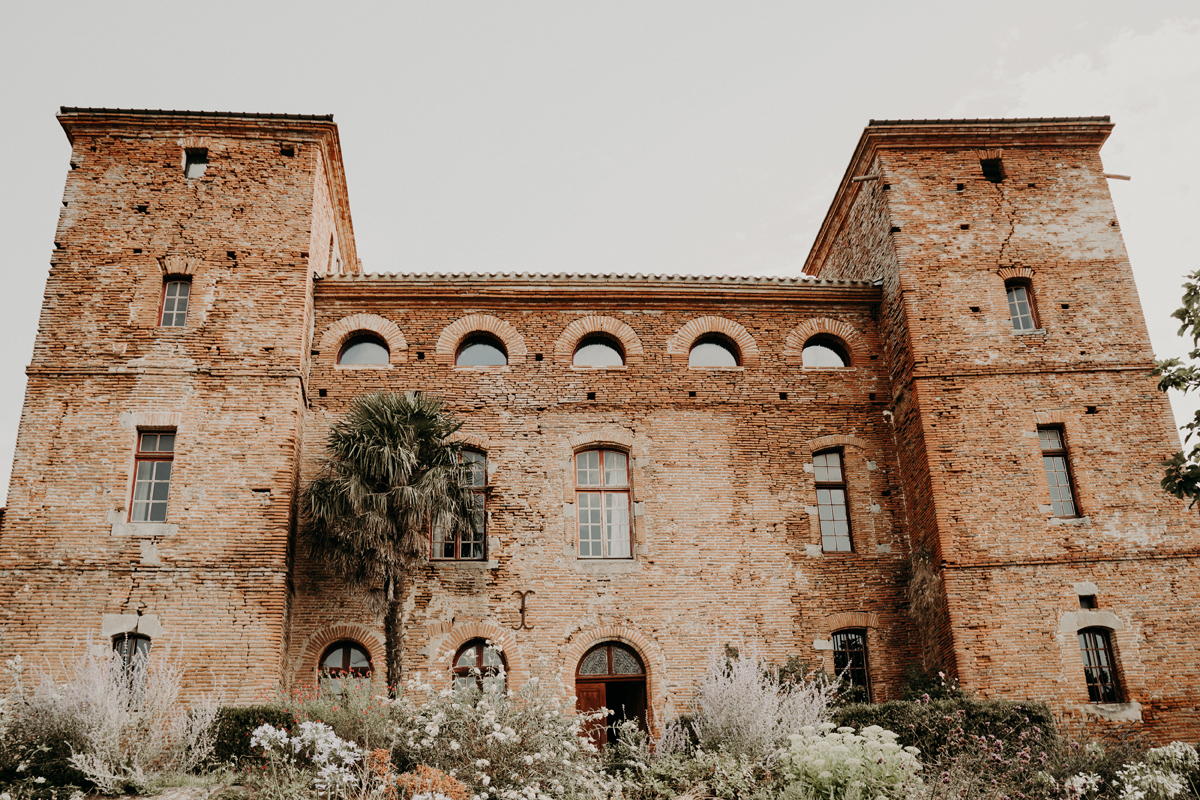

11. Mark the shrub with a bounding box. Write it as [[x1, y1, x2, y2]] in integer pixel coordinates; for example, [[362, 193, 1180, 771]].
[[778, 723, 924, 800], [0, 646, 217, 795], [0, 655, 89, 790], [276, 676, 393, 751], [833, 696, 1054, 761], [395, 764, 470, 800], [1115, 741, 1200, 800], [211, 705, 295, 765], [388, 655, 616, 800], [248, 719, 362, 797], [684, 644, 837, 766]]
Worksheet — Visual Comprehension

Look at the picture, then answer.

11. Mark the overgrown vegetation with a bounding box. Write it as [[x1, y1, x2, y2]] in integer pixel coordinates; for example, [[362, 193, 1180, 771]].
[[3, 639, 1197, 800]]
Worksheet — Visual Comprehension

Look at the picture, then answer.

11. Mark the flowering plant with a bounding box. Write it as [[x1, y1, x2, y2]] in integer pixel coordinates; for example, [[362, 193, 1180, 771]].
[[249, 720, 362, 794], [1116, 741, 1200, 800], [778, 723, 923, 800]]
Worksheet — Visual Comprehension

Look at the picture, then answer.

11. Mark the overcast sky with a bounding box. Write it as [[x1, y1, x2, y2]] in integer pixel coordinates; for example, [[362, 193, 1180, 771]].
[[2, 2, 1199, 501]]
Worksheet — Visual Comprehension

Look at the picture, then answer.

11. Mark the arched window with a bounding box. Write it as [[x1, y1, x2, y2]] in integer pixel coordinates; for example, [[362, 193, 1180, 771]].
[[688, 334, 740, 368], [320, 640, 372, 681], [802, 335, 850, 368], [832, 629, 870, 702], [338, 334, 390, 365], [1006, 279, 1038, 331], [573, 335, 625, 367], [456, 334, 508, 366], [576, 449, 631, 559], [1078, 628, 1121, 703], [575, 642, 647, 746], [452, 639, 506, 692], [814, 450, 851, 552], [433, 450, 487, 560]]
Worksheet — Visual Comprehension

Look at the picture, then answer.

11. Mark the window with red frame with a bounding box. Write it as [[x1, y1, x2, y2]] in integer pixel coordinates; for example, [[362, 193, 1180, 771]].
[[576, 449, 631, 558], [131, 431, 174, 522], [159, 279, 191, 327], [319, 640, 372, 682], [452, 638, 506, 692], [1038, 427, 1078, 517]]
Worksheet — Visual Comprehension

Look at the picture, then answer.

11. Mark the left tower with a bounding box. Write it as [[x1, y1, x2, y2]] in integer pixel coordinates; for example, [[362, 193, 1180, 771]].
[[0, 108, 357, 700]]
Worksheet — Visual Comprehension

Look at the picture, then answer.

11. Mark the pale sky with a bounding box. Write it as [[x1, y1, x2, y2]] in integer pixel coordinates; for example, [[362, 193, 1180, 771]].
[[2, 2, 1199, 501]]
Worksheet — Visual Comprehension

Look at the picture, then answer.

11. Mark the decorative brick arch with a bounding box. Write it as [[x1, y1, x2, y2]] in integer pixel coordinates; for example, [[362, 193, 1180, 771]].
[[295, 623, 387, 690], [435, 314, 527, 366], [158, 254, 200, 276], [998, 266, 1035, 281], [1034, 409, 1077, 426], [806, 434, 869, 453], [318, 313, 407, 367], [179, 136, 213, 150], [784, 318, 867, 367], [824, 611, 880, 633], [453, 432, 492, 451], [560, 623, 666, 734], [428, 621, 527, 688], [554, 316, 644, 366], [568, 428, 635, 453], [666, 316, 759, 367]]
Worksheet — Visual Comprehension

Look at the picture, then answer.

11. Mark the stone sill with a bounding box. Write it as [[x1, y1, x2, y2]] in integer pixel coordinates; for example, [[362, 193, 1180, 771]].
[[111, 522, 178, 538], [1014, 328, 1047, 336], [335, 363, 392, 370], [1049, 516, 1090, 527], [431, 559, 498, 570], [570, 365, 629, 372], [574, 559, 640, 575], [1080, 701, 1142, 722], [688, 366, 744, 372]]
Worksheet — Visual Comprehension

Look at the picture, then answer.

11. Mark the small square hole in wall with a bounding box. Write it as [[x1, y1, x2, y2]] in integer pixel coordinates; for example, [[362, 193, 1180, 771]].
[[890, 226, 901, 233], [136, 204, 148, 214], [535, 353, 544, 361], [689, 391, 697, 398], [1079, 595, 1097, 609], [779, 392, 788, 400], [280, 144, 295, 157], [882, 488, 892, 496], [956, 183, 965, 192], [311, 350, 319, 356], [587, 392, 596, 401], [133, 248, 142, 254], [417, 352, 425, 360], [882, 183, 891, 191], [1086, 405, 1098, 415], [318, 389, 327, 398], [1028, 183, 1037, 188], [969, 306, 980, 313], [960, 224, 970, 230], [869, 392, 877, 401], [1061, 303, 1070, 309], [184, 148, 208, 179], [227, 251, 236, 260]]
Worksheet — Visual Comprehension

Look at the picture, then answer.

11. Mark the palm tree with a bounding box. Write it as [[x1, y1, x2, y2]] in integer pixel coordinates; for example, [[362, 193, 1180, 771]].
[[302, 391, 477, 693]]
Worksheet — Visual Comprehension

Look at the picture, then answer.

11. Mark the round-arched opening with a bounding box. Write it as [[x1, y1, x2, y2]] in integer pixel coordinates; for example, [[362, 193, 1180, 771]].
[[688, 334, 740, 368], [575, 641, 647, 747], [319, 640, 372, 682], [456, 334, 508, 366], [452, 638, 507, 693], [338, 334, 390, 366], [573, 334, 625, 367], [802, 335, 850, 368]]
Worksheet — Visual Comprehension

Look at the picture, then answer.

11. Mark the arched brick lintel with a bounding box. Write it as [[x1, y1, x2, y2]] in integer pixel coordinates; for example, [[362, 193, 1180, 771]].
[[807, 434, 869, 453], [318, 313, 408, 366], [429, 621, 527, 688], [568, 428, 634, 453], [561, 623, 666, 735], [158, 254, 200, 276], [824, 611, 880, 633], [435, 314, 527, 366], [998, 266, 1035, 281], [784, 318, 868, 366], [296, 623, 387, 690], [553, 316, 644, 364], [666, 316, 760, 367], [1034, 409, 1077, 426]]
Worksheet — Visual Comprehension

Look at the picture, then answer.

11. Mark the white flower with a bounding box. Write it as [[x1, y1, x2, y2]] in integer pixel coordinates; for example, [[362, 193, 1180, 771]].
[[34, 778, 46, 785]]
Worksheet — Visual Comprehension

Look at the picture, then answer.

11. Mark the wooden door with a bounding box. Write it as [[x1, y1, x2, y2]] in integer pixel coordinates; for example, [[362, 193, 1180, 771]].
[[575, 683, 607, 746]]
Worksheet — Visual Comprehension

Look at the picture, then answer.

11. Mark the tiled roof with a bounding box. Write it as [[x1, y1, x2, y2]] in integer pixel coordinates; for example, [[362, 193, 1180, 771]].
[[868, 116, 1110, 126], [322, 271, 877, 287], [59, 107, 333, 122]]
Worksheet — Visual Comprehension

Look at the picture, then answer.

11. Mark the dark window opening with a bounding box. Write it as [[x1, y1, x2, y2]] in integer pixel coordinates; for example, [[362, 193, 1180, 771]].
[[1078, 628, 1121, 703], [338, 334, 389, 366], [1079, 595, 1097, 609], [131, 431, 174, 522], [320, 640, 372, 683], [890, 226, 901, 233], [456, 334, 508, 367], [981, 158, 1005, 183], [960, 224, 970, 230], [453, 639, 506, 692], [832, 630, 870, 702], [417, 351, 426, 360], [688, 391, 696, 398], [184, 149, 208, 179]]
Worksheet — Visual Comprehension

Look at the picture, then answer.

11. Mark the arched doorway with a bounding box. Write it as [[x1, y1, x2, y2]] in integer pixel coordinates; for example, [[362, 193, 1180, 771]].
[[575, 641, 647, 746]]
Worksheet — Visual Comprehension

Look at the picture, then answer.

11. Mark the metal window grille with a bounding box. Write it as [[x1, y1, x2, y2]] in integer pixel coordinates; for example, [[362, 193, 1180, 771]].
[[832, 629, 871, 701]]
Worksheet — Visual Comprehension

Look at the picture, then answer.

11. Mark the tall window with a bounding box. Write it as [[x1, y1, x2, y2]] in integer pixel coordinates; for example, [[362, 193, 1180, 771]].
[[131, 431, 174, 522], [1078, 628, 1121, 703], [832, 629, 870, 702], [159, 279, 191, 327], [183, 148, 208, 179], [113, 632, 151, 675], [577, 449, 631, 559], [1039, 427, 1078, 517], [1006, 280, 1037, 331], [452, 639, 506, 692], [433, 451, 486, 560], [814, 450, 851, 552]]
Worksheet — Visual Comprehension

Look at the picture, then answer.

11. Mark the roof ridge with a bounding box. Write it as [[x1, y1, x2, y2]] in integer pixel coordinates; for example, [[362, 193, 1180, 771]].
[[868, 116, 1110, 126], [59, 107, 334, 122], [319, 271, 876, 285]]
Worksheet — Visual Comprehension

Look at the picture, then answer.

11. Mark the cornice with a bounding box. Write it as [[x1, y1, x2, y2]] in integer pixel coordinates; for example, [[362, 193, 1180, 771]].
[[803, 117, 1115, 276]]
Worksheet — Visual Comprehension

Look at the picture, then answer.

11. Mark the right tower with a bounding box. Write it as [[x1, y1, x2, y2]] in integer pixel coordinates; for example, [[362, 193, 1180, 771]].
[[806, 117, 1200, 737]]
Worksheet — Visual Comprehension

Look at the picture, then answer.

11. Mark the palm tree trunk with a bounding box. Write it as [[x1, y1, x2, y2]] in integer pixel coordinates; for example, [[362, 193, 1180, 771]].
[[384, 573, 405, 697]]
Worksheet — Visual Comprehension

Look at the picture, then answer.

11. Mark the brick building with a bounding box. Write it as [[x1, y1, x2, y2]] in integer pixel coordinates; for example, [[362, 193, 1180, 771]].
[[1, 108, 1197, 739]]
